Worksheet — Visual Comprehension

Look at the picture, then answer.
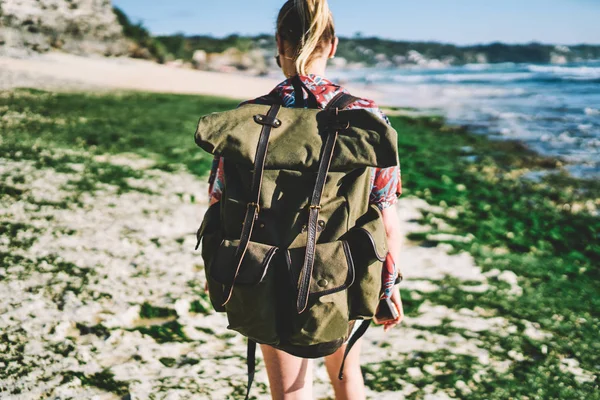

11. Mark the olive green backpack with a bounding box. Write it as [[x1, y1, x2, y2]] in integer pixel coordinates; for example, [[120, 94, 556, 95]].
[[195, 91, 399, 398]]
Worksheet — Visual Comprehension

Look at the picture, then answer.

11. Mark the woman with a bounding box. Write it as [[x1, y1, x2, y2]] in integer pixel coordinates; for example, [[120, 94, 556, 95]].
[[207, 0, 404, 398]]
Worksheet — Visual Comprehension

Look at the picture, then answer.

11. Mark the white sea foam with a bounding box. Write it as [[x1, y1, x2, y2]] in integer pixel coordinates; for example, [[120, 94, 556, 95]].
[[528, 65, 600, 80], [435, 72, 532, 83], [584, 107, 600, 116], [464, 63, 491, 71], [391, 75, 429, 83], [464, 63, 517, 71], [389, 72, 533, 84]]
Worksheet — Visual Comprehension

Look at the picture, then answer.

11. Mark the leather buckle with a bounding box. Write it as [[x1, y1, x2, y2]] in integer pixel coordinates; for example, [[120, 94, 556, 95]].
[[254, 114, 282, 128]]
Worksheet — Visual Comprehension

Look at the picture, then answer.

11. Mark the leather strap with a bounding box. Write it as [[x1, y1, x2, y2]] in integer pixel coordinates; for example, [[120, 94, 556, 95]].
[[222, 103, 281, 306], [296, 92, 358, 313], [245, 339, 257, 400], [326, 92, 360, 111], [338, 320, 370, 380]]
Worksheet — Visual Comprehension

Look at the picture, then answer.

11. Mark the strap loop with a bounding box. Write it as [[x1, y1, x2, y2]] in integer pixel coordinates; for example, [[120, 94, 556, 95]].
[[254, 114, 282, 128]]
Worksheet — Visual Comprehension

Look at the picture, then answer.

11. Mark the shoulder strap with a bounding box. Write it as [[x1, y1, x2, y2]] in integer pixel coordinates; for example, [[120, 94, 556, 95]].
[[291, 75, 319, 108], [264, 92, 283, 106], [327, 91, 360, 110], [222, 103, 282, 306], [296, 92, 357, 313]]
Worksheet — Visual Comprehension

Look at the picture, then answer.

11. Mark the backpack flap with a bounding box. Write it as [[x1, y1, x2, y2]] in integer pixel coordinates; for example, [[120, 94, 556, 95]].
[[195, 105, 399, 172], [316, 108, 399, 171], [285, 240, 356, 298], [211, 240, 279, 286]]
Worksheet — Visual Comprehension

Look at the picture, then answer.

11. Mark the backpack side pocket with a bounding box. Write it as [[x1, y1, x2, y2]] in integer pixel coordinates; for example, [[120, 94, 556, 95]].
[[344, 204, 388, 319], [197, 202, 226, 312]]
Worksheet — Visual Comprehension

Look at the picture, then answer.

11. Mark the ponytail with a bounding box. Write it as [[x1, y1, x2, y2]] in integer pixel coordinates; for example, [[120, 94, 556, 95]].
[[277, 0, 335, 75]]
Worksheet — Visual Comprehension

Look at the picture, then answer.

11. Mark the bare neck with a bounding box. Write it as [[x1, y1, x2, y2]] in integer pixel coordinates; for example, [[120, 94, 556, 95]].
[[281, 57, 328, 78]]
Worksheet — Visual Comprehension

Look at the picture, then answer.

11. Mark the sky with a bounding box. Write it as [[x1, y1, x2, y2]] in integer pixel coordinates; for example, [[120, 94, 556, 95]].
[[112, 0, 600, 45]]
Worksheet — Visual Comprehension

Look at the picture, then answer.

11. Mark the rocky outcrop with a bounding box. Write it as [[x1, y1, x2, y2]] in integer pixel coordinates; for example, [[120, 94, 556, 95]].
[[0, 0, 130, 57]]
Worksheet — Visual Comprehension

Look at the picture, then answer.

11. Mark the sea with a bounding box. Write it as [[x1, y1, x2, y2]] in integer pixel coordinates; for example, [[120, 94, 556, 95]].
[[333, 61, 600, 180]]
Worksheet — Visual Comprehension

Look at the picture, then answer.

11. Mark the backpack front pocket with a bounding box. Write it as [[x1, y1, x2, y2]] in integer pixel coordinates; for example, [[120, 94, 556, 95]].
[[285, 240, 355, 346], [210, 239, 280, 345]]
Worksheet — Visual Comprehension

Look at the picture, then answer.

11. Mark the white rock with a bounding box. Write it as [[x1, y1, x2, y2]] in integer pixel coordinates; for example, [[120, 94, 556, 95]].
[[407, 367, 424, 379]]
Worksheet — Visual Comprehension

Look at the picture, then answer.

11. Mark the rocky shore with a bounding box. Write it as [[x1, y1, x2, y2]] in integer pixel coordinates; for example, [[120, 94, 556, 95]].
[[0, 0, 130, 57]]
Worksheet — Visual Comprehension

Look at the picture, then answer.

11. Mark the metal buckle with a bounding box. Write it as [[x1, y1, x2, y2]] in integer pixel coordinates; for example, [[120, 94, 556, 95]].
[[332, 108, 350, 130], [247, 202, 260, 214]]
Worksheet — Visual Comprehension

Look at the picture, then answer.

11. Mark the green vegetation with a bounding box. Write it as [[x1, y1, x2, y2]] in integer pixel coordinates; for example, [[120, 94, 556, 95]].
[[113, 6, 167, 62], [337, 38, 600, 65], [150, 32, 600, 65], [112, 5, 600, 66], [76, 323, 111, 338], [139, 302, 178, 319], [376, 115, 599, 399], [156, 34, 260, 61], [62, 369, 130, 397], [0, 89, 237, 178], [132, 320, 191, 344]]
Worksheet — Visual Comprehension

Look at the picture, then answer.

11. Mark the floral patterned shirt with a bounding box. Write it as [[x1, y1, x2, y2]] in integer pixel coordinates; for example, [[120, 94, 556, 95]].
[[208, 74, 402, 210]]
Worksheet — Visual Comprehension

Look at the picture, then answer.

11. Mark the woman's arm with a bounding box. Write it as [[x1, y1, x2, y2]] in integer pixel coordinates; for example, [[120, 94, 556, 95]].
[[374, 205, 405, 332]]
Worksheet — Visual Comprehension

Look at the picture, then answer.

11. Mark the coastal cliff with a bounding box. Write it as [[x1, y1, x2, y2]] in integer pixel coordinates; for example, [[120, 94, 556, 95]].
[[0, 0, 129, 56]]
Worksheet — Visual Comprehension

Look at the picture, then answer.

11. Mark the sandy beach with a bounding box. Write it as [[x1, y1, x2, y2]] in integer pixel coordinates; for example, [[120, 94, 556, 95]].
[[0, 52, 382, 102], [1, 52, 597, 399]]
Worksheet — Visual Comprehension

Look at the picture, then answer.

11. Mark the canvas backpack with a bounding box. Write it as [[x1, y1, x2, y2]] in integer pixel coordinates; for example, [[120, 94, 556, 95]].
[[194, 85, 399, 398]]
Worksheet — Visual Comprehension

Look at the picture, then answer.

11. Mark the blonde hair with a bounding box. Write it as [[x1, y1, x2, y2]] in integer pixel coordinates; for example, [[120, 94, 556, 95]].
[[277, 0, 335, 75]]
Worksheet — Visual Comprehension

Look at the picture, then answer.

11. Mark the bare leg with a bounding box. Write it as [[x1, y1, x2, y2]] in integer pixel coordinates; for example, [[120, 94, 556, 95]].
[[324, 339, 366, 400], [260, 344, 314, 400]]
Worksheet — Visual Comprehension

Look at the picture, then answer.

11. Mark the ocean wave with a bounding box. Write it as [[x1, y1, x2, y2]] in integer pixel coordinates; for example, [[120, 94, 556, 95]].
[[387, 71, 600, 85], [389, 72, 535, 84], [528, 65, 600, 80], [438, 72, 533, 83], [361, 63, 600, 86]]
